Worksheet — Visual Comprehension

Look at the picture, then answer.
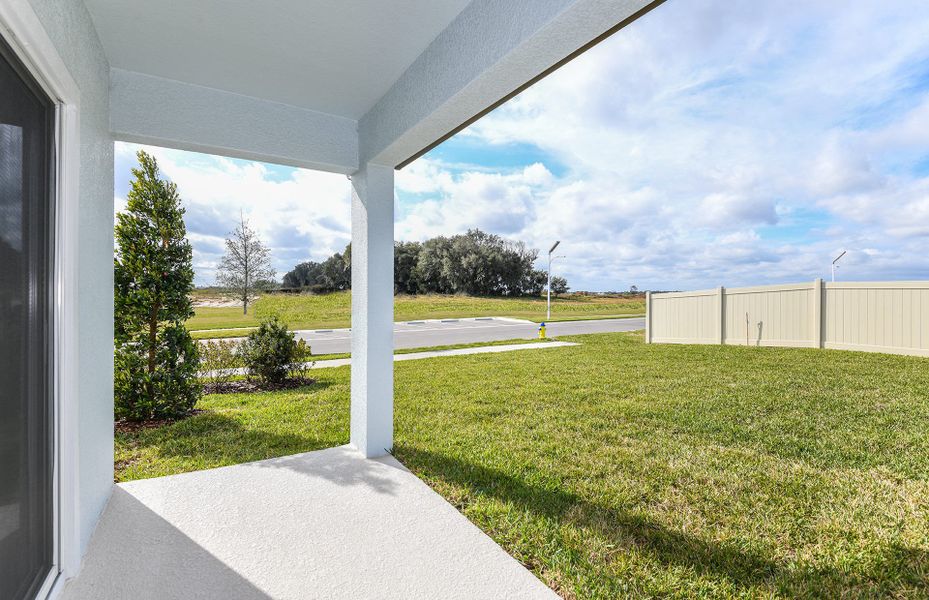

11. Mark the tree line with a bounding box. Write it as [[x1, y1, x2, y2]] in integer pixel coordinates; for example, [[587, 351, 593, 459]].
[[283, 229, 569, 296]]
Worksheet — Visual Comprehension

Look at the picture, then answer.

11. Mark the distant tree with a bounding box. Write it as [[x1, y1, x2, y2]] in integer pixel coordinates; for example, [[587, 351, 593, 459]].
[[216, 212, 275, 314], [523, 269, 548, 296], [280, 244, 351, 293], [394, 241, 422, 294], [318, 244, 351, 291], [282, 261, 324, 289], [253, 277, 280, 291], [114, 150, 199, 420], [630, 285, 639, 294], [550, 276, 570, 295], [414, 236, 455, 294], [414, 229, 541, 296], [282, 228, 556, 297]]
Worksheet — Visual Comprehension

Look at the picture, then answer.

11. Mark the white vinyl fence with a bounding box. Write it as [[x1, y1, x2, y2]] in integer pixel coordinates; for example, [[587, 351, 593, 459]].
[[646, 280, 929, 357]]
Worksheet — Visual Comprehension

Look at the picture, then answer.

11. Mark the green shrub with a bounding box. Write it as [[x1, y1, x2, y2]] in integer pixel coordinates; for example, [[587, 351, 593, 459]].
[[239, 316, 297, 384], [289, 339, 314, 380], [200, 339, 239, 386], [114, 324, 200, 420], [114, 150, 199, 420]]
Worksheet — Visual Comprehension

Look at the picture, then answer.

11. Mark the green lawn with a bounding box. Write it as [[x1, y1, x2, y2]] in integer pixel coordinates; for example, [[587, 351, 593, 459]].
[[115, 332, 929, 598], [186, 291, 644, 336]]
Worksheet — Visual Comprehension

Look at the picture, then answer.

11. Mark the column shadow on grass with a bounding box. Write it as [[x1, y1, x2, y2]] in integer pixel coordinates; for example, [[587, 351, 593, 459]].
[[133, 416, 343, 468], [118, 386, 399, 495], [394, 445, 928, 597], [117, 381, 350, 479]]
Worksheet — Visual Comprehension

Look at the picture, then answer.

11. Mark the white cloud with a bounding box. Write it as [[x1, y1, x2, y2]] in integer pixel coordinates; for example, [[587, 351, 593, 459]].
[[398, 0, 929, 289], [116, 143, 350, 285], [395, 164, 552, 240], [395, 160, 455, 195]]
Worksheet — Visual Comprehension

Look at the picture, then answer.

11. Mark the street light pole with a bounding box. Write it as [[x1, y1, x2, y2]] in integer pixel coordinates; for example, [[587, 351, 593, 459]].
[[832, 250, 847, 282], [547, 241, 560, 321]]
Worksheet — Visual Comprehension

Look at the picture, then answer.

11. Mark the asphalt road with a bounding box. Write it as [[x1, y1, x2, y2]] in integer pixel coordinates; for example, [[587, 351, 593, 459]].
[[293, 317, 645, 355]]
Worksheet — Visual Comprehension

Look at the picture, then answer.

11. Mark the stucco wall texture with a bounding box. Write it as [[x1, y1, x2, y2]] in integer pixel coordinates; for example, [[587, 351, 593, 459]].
[[27, 0, 114, 554]]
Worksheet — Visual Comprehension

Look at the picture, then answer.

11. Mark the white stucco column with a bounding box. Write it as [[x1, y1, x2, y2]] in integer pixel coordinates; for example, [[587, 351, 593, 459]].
[[350, 163, 394, 458]]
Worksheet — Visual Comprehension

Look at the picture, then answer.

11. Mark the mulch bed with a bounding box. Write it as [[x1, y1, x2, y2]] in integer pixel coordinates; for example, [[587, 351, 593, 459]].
[[202, 376, 316, 395], [115, 409, 209, 434]]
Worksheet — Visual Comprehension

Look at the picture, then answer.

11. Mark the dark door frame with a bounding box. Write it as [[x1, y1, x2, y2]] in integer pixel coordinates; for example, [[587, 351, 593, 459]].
[[0, 4, 85, 596]]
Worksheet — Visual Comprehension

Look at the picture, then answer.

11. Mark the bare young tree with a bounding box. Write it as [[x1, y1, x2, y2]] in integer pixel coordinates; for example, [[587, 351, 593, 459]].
[[216, 211, 275, 314]]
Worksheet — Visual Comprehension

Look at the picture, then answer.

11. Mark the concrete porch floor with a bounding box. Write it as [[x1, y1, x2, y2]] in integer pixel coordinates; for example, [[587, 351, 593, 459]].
[[62, 446, 557, 600]]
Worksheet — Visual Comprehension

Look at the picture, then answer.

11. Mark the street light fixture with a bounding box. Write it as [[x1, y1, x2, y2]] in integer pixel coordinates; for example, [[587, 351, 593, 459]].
[[547, 241, 561, 321], [832, 250, 847, 282]]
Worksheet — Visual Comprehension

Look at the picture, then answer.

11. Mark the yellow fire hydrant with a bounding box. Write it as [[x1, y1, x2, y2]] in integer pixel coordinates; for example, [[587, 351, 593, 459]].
[[539, 322, 546, 339]]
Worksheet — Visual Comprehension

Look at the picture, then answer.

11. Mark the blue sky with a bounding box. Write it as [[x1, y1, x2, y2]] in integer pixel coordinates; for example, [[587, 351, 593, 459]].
[[115, 0, 929, 290]]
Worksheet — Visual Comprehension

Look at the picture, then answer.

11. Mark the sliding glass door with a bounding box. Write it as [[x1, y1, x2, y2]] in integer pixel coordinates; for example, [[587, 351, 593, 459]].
[[0, 32, 56, 600]]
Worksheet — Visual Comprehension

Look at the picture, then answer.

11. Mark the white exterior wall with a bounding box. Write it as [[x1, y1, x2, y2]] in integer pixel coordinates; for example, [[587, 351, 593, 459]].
[[25, 0, 114, 555], [648, 281, 929, 358]]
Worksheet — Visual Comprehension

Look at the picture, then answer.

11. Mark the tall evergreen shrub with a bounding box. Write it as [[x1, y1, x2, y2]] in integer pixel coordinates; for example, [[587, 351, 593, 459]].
[[114, 150, 200, 420]]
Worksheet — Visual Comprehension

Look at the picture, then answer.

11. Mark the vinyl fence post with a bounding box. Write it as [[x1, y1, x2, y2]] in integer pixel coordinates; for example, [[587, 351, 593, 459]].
[[813, 278, 824, 349], [645, 291, 652, 344], [718, 286, 726, 345]]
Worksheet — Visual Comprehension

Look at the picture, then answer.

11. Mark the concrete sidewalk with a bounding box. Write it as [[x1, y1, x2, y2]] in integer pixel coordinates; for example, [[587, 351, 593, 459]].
[[309, 340, 578, 369]]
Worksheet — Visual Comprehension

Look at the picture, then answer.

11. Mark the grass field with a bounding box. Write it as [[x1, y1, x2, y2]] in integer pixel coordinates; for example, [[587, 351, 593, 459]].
[[186, 291, 644, 336], [115, 332, 929, 598]]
